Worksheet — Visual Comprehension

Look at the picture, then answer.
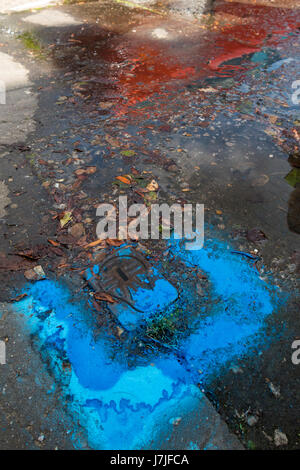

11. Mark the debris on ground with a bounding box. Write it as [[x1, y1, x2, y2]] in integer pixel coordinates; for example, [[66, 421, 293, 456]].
[[274, 429, 288, 447], [24, 265, 46, 281]]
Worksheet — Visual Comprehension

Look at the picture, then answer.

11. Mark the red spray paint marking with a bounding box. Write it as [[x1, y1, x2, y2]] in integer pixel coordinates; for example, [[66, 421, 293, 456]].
[[113, 1, 300, 116]]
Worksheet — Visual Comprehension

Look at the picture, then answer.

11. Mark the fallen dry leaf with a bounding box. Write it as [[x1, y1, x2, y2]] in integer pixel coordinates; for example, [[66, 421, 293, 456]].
[[9, 293, 28, 303], [116, 175, 131, 185], [48, 239, 60, 247], [84, 239, 105, 249], [106, 239, 124, 247], [292, 128, 300, 141], [146, 179, 159, 192], [94, 292, 116, 303], [59, 211, 73, 228], [49, 246, 65, 257], [269, 115, 278, 124], [116, 326, 124, 337], [74, 166, 97, 176], [99, 102, 114, 109]]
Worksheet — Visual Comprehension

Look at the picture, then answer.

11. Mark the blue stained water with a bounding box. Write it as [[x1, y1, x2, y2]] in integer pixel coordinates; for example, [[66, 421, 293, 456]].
[[85, 248, 178, 330], [115, 276, 178, 330], [168, 237, 277, 376], [13, 233, 285, 449]]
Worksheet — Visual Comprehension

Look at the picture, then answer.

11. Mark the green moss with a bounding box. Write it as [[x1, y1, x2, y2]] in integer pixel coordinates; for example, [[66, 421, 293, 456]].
[[285, 168, 300, 188], [17, 32, 42, 51], [146, 307, 182, 342]]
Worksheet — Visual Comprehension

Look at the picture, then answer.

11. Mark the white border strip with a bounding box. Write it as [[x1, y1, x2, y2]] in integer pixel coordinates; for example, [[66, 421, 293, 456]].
[[0, 340, 6, 365], [4, 0, 59, 12]]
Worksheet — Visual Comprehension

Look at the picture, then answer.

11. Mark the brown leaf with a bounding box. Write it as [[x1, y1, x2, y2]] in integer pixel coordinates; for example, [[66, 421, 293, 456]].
[[292, 128, 300, 141], [38, 159, 50, 166], [15, 244, 50, 260], [49, 246, 65, 257], [269, 115, 278, 124], [94, 292, 117, 303], [48, 239, 60, 247], [99, 102, 114, 109], [134, 189, 147, 198], [71, 180, 82, 191], [74, 166, 97, 176], [64, 157, 73, 166], [116, 175, 131, 185], [15, 249, 38, 260], [106, 239, 124, 247], [84, 239, 105, 249], [57, 263, 70, 269], [9, 293, 28, 303]]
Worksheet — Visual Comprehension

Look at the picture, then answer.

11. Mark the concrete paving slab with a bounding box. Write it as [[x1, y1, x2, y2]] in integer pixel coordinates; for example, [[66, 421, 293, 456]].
[[0, 52, 37, 144], [23, 9, 83, 26], [0, 0, 58, 13]]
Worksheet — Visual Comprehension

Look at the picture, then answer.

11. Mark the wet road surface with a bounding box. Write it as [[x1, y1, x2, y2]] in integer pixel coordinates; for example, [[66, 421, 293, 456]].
[[0, 0, 299, 450]]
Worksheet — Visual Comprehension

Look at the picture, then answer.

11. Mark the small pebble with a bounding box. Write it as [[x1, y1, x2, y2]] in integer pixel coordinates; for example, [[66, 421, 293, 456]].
[[247, 415, 258, 427]]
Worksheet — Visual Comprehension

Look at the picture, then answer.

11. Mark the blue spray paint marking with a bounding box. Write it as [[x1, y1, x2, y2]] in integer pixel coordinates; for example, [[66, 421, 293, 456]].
[[168, 237, 280, 378], [115, 277, 177, 330], [84, 245, 178, 330], [13, 234, 285, 449], [14, 280, 199, 449], [85, 262, 178, 330]]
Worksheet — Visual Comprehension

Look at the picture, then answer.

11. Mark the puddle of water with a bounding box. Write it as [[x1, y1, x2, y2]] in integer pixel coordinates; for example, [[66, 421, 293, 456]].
[[56, 0, 299, 112], [34, 0, 299, 235]]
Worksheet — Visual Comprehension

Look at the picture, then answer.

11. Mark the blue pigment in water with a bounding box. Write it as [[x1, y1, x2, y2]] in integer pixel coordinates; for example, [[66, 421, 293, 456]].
[[13, 234, 284, 449]]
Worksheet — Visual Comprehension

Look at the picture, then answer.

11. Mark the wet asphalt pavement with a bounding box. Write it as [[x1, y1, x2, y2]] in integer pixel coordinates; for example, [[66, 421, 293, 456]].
[[0, 0, 299, 450]]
